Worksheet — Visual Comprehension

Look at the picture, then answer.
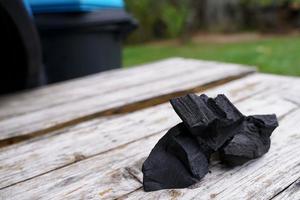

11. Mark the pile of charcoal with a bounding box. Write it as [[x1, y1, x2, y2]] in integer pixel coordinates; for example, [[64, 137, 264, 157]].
[[142, 94, 278, 192]]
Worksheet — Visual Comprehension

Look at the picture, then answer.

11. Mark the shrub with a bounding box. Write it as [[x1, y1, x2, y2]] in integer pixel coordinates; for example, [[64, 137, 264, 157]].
[[125, 0, 189, 43]]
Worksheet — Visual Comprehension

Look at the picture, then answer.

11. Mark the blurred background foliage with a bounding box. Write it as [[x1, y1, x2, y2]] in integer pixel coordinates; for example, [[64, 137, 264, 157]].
[[125, 0, 189, 42], [125, 0, 300, 43], [124, 0, 300, 76]]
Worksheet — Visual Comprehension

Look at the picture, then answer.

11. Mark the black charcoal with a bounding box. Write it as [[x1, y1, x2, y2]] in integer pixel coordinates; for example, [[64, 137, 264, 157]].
[[142, 93, 279, 192], [220, 114, 278, 166], [248, 114, 279, 137], [166, 126, 210, 179], [170, 94, 216, 132], [142, 123, 209, 191], [170, 94, 244, 150]]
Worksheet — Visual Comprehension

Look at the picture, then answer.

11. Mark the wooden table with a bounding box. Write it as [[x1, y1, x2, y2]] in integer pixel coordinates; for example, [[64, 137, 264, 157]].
[[0, 58, 299, 200]]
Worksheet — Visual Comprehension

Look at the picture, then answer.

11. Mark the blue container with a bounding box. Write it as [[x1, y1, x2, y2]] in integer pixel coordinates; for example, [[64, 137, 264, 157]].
[[28, 0, 137, 83], [28, 0, 124, 13], [23, 0, 33, 15]]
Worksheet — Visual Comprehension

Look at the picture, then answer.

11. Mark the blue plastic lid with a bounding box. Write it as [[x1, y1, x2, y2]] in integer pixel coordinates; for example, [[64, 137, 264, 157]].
[[23, 0, 33, 15], [28, 0, 125, 13]]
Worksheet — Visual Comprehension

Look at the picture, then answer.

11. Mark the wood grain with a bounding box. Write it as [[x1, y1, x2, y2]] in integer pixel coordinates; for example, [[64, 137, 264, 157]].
[[272, 178, 300, 200], [0, 58, 204, 119], [0, 58, 254, 144], [1, 74, 299, 200], [0, 97, 297, 200], [0, 74, 289, 189]]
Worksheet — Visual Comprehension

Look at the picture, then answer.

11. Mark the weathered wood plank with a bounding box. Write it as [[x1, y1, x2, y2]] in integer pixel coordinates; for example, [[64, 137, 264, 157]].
[[0, 58, 203, 119], [0, 74, 298, 200], [0, 74, 290, 189], [124, 110, 300, 200], [0, 96, 297, 200], [0, 58, 254, 144], [0, 135, 156, 200], [272, 178, 300, 200]]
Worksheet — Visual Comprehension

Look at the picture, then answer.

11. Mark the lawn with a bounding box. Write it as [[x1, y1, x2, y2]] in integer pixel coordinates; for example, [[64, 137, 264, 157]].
[[123, 35, 300, 77]]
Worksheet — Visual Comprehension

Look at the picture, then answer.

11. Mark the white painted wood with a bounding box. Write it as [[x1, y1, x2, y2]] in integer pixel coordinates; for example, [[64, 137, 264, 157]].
[[0, 58, 254, 141], [272, 178, 300, 200], [1, 74, 299, 200], [0, 74, 291, 189]]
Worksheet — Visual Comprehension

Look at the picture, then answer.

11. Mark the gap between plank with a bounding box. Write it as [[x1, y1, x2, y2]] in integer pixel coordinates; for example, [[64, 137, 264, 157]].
[[0, 72, 254, 148], [2, 101, 298, 194], [269, 177, 300, 200], [114, 187, 143, 200], [0, 129, 166, 190], [125, 167, 143, 184], [0, 60, 206, 121]]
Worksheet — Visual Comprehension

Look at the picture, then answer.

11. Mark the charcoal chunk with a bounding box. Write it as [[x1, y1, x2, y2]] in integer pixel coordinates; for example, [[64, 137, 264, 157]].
[[212, 94, 244, 123], [170, 94, 244, 150], [142, 123, 209, 191], [248, 114, 279, 137], [143, 93, 279, 192], [170, 94, 216, 132], [220, 114, 278, 166], [167, 126, 210, 179]]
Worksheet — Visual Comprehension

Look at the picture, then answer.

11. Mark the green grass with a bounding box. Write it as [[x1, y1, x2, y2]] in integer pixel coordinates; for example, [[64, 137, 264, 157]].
[[123, 36, 300, 76]]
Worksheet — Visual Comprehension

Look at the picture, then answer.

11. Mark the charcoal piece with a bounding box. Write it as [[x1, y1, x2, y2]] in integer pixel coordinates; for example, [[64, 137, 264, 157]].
[[211, 94, 244, 124], [220, 114, 278, 166], [170, 94, 244, 150], [142, 123, 209, 192], [166, 126, 210, 179], [143, 93, 279, 192], [196, 119, 244, 151], [170, 94, 216, 132], [248, 114, 279, 137]]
